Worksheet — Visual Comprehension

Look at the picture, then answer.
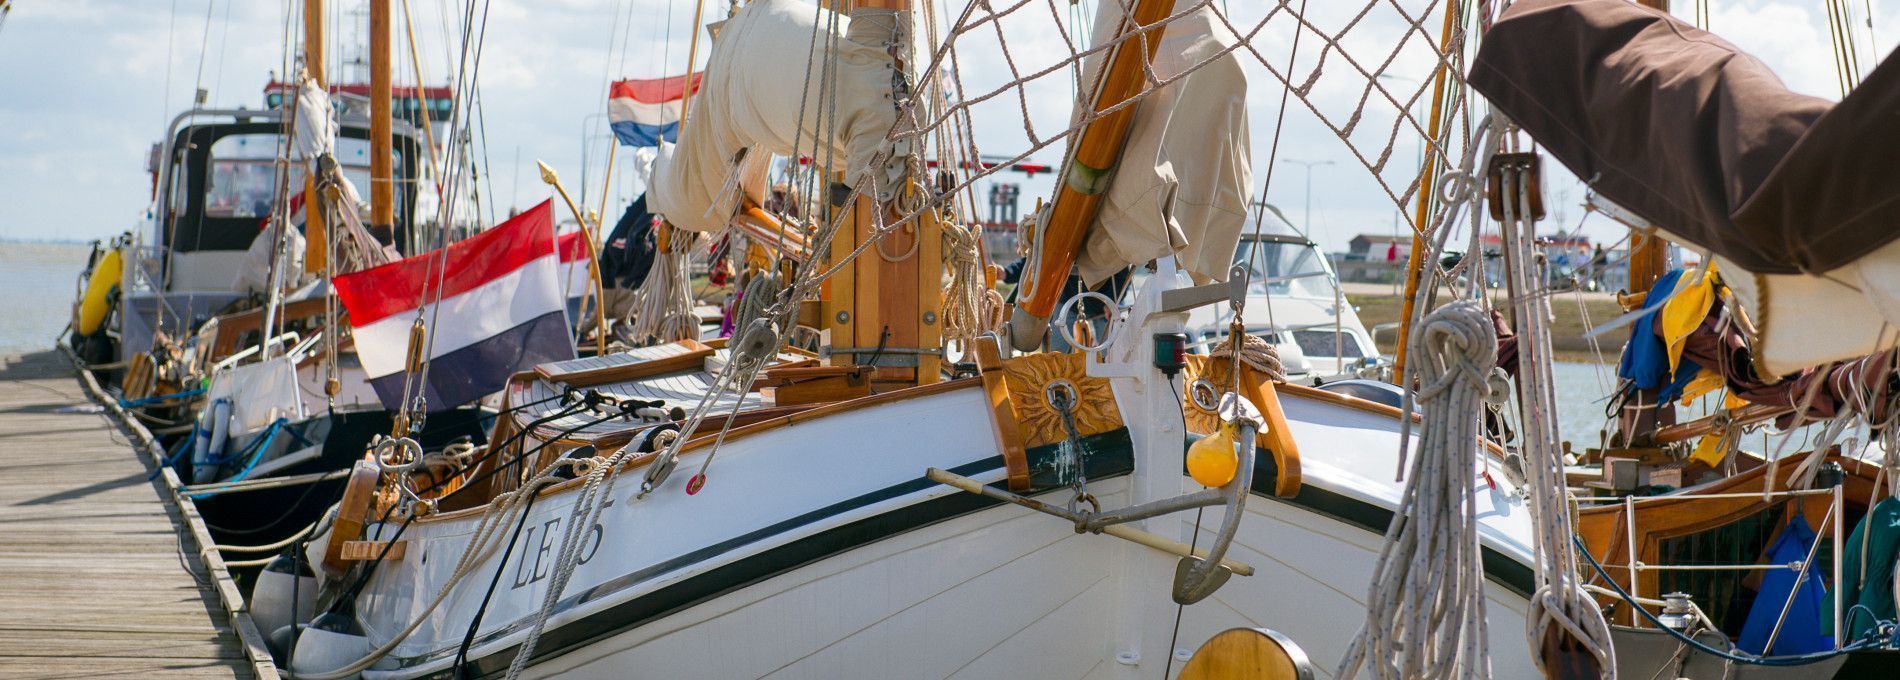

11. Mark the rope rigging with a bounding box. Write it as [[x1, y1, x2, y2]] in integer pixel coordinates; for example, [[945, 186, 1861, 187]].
[[1337, 300, 1496, 680]]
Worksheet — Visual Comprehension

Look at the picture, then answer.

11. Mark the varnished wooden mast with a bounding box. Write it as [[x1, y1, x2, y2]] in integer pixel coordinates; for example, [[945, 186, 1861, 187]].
[[303, 0, 327, 273], [1390, 0, 1460, 380], [1006, 0, 1174, 350], [1626, 0, 1669, 293], [369, 0, 395, 238], [1618, 0, 1672, 445]]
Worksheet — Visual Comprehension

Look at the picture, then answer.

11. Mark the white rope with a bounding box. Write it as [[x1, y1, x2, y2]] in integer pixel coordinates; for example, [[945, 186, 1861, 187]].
[[1336, 300, 1494, 680], [1496, 152, 1617, 679], [504, 441, 652, 678], [294, 460, 582, 680], [626, 229, 698, 345]]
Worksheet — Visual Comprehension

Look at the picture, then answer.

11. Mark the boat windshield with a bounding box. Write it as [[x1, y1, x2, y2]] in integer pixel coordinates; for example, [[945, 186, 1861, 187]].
[[204, 134, 390, 220], [1232, 239, 1333, 298]]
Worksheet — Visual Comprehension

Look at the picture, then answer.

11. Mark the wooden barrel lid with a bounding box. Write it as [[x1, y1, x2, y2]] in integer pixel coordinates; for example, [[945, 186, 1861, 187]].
[[1179, 627, 1316, 680]]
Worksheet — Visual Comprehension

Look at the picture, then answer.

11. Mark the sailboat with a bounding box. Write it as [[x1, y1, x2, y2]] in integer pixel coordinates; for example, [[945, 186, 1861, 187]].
[[1467, 0, 1900, 675], [66, 5, 495, 549], [262, 0, 1555, 678], [239, 0, 1900, 679]]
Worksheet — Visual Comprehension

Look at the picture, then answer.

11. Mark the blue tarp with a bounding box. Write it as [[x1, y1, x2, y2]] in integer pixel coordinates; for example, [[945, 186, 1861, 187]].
[[1616, 268, 1701, 402], [1738, 517, 1834, 655]]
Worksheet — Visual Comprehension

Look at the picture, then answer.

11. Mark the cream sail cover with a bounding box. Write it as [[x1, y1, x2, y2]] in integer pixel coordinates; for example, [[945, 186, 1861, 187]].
[[1074, 1, 1251, 286], [650, 0, 904, 232]]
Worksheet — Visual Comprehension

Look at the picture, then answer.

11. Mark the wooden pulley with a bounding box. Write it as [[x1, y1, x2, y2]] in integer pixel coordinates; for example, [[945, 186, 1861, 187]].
[[1485, 151, 1546, 221], [322, 460, 384, 574], [1179, 627, 1316, 680]]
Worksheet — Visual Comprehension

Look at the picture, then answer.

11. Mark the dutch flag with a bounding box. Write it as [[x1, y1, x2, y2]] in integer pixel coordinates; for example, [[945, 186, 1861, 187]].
[[608, 74, 700, 147], [334, 200, 577, 410]]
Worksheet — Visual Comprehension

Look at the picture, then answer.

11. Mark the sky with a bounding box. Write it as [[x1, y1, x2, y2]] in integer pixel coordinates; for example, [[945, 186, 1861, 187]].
[[0, 0, 1893, 252]]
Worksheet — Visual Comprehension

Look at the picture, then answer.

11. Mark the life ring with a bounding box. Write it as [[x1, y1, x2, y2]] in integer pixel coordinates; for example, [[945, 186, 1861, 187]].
[[322, 460, 383, 574], [75, 247, 123, 336]]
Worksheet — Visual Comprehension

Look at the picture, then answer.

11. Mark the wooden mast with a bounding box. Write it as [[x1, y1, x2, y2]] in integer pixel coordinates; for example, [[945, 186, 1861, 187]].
[[826, 0, 943, 386], [303, 0, 327, 273], [369, 0, 395, 241], [1004, 0, 1174, 351], [1619, 0, 1672, 444], [1390, 0, 1460, 380], [1626, 1, 1669, 294]]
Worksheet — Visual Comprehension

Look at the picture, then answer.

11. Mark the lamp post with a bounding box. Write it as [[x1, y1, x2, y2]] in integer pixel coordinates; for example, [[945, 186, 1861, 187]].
[[1278, 158, 1334, 235]]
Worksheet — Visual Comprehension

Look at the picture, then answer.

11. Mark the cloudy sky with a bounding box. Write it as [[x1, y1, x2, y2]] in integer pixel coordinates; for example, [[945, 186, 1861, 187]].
[[0, 0, 1892, 251]]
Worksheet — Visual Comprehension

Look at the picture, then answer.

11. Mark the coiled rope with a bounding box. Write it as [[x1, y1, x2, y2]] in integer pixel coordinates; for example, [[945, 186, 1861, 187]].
[[1336, 300, 1495, 680], [1209, 331, 1286, 383], [732, 271, 782, 339], [940, 218, 1001, 352], [627, 227, 699, 345]]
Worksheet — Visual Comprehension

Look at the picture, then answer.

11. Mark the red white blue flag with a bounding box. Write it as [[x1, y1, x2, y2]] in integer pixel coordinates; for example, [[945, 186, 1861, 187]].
[[334, 200, 575, 410], [608, 74, 700, 147], [556, 229, 593, 301]]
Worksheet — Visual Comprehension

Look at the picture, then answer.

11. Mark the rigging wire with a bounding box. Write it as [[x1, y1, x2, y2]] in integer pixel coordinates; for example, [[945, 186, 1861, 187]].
[[211, 0, 234, 103]]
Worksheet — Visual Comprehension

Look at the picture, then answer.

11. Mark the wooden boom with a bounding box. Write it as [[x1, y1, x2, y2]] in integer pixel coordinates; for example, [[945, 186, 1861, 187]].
[[1007, 0, 1176, 350]]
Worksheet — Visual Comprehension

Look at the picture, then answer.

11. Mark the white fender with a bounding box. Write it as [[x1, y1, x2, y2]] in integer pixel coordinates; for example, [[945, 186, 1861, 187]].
[[192, 398, 232, 484], [290, 612, 372, 676], [250, 553, 318, 654]]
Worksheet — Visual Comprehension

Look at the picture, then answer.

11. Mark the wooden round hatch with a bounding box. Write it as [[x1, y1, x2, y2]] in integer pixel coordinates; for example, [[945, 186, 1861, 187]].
[[1179, 627, 1316, 680]]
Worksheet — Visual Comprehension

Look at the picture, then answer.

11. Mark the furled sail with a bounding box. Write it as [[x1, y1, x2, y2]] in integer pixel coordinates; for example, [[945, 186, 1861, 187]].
[[1073, 0, 1251, 286], [649, 0, 906, 232], [1470, 0, 1900, 374]]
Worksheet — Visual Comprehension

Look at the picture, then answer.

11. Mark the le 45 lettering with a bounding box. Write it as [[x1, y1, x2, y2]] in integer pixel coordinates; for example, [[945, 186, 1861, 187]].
[[511, 499, 610, 590]]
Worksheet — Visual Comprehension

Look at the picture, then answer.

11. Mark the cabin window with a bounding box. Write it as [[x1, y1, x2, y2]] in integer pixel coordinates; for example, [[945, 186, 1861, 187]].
[[1290, 329, 1364, 359], [1232, 240, 1334, 298], [204, 134, 401, 221]]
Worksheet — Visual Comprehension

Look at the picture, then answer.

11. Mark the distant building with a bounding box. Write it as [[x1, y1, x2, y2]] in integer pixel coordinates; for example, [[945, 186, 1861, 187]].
[[1337, 234, 1413, 283], [1347, 234, 1413, 264]]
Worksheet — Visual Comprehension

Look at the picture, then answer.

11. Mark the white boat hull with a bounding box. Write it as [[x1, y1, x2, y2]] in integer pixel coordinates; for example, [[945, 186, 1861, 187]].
[[332, 386, 1539, 679]]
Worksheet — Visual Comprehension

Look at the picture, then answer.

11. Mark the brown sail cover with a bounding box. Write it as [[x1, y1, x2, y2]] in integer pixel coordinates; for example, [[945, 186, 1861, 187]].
[[1469, 0, 1900, 276]]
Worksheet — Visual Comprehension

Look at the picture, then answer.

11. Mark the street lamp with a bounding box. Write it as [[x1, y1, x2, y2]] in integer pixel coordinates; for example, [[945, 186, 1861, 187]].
[[1278, 158, 1334, 235]]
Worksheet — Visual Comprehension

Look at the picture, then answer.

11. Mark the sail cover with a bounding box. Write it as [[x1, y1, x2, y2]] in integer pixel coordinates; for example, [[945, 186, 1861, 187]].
[[1469, 0, 1900, 277], [649, 0, 904, 232], [1075, 1, 1251, 286], [1471, 0, 1900, 374]]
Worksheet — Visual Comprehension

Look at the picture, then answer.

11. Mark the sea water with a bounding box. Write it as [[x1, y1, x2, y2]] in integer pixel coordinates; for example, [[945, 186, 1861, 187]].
[[0, 242, 91, 354]]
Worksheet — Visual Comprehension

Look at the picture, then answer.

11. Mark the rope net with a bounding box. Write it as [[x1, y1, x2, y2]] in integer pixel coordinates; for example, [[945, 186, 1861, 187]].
[[874, 0, 1479, 238]]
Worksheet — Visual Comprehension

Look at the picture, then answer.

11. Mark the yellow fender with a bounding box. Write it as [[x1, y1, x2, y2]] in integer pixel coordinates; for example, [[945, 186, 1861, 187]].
[[75, 247, 123, 336]]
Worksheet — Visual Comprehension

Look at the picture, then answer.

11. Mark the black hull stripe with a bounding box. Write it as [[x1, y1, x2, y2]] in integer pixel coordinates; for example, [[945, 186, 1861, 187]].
[[1246, 452, 1537, 599]]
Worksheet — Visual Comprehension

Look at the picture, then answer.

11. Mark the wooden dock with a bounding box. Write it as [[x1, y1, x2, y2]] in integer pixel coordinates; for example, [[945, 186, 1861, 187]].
[[0, 350, 275, 679]]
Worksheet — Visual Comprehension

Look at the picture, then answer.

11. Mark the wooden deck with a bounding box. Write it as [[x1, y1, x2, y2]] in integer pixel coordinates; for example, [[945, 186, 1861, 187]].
[[0, 350, 271, 679]]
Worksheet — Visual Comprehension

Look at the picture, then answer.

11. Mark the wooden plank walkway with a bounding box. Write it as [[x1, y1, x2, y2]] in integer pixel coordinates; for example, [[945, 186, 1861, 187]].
[[0, 350, 263, 679]]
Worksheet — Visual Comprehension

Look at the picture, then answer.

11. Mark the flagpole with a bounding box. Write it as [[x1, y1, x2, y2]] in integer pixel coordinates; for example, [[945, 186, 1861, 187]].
[[588, 140, 619, 329], [538, 160, 610, 354]]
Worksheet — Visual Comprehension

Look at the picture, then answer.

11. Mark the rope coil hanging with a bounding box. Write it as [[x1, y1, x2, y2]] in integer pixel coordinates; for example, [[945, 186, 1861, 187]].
[[627, 226, 699, 345], [1494, 151, 1617, 679], [1336, 299, 1495, 680]]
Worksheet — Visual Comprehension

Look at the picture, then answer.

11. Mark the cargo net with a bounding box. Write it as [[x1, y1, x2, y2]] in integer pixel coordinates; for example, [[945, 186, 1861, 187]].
[[880, 0, 1480, 237], [763, 0, 1485, 350]]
